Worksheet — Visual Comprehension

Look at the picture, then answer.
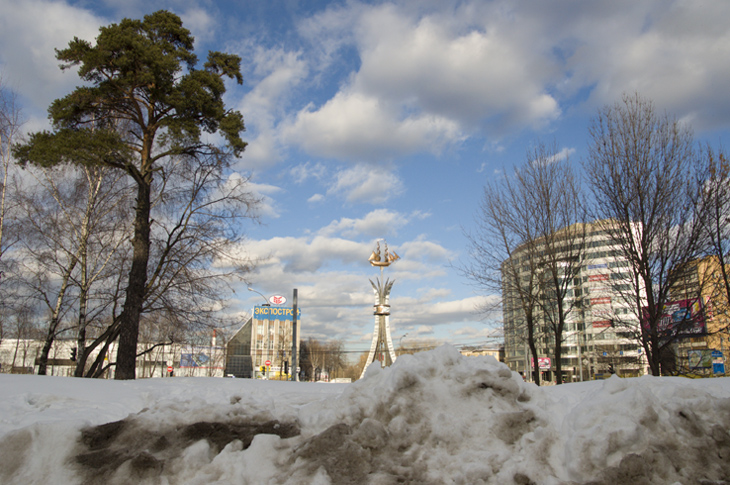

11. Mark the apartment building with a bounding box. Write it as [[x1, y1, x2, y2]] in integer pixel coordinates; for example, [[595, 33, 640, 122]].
[[668, 256, 730, 375], [502, 221, 646, 383]]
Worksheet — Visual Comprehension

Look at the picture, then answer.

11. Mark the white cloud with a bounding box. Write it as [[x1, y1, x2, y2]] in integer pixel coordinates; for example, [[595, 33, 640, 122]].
[[281, 90, 462, 162], [235, 45, 309, 169], [247, 181, 283, 219], [326, 164, 404, 204], [353, 4, 560, 129], [290, 161, 328, 184], [179, 6, 216, 43], [545, 1, 730, 129], [0, 0, 105, 118], [319, 209, 411, 238]]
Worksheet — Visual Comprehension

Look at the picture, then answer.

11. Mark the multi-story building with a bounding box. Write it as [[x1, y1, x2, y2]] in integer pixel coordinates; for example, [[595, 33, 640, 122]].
[[224, 305, 301, 379], [502, 221, 646, 383], [669, 256, 730, 375]]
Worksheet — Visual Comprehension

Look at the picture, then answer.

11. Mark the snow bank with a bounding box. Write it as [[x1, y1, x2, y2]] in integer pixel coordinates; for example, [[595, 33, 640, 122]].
[[1, 345, 730, 484]]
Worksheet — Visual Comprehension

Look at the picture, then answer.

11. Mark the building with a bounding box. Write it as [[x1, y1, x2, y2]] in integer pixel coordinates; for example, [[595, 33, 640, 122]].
[[459, 346, 504, 361], [668, 256, 730, 375], [502, 221, 646, 383], [0, 335, 225, 378], [224, 305, 301, 379]]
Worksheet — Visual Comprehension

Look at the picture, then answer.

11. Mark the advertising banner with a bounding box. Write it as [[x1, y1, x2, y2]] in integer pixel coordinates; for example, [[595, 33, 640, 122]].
[[593, 320, 612, 328], [531, 357, 552, 369], [590, 297, 611, 305], [642, 297, 708, 338], [688, 349, 713, 368], [589, 274, 609, 282], [254, 305, 302, 321]]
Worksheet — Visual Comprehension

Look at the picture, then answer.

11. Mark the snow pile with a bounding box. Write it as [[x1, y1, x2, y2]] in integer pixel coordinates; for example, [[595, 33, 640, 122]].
[[1, 345, 730, 484]]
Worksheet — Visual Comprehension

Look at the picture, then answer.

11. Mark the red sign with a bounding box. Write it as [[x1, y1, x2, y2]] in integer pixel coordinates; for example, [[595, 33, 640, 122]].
[[269, 295, 287, 305], [590, 297, 612, 305], [589, 274, 609, 282], [593, 320, 612, 328], [265, 360, 271, 366], [531, 357, 552, 370], [167, 365, 173, 372]]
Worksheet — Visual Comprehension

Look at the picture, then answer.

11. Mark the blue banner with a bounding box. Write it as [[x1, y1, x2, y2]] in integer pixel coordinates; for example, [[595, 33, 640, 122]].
[[254, 305, 302, 321]]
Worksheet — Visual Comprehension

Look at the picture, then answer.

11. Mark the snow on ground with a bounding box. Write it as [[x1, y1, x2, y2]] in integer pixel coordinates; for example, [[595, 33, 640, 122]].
[[1, 345, 730, 484]]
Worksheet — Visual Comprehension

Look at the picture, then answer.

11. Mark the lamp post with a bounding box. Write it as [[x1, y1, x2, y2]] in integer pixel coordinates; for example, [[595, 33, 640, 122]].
[[248, 287, 270, 306], [398, 333, 408, 355]]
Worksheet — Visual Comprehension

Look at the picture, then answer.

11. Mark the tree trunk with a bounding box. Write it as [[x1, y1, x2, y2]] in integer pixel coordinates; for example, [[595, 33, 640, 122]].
[[115, 175, 152, 380]]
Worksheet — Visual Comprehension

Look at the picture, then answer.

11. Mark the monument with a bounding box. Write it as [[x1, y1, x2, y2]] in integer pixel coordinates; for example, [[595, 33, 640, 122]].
[[360, 240, 400, 379]]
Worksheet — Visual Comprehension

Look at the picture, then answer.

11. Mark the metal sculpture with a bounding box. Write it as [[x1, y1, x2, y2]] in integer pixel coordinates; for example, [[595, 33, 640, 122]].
[[360, 241, 400, 379]]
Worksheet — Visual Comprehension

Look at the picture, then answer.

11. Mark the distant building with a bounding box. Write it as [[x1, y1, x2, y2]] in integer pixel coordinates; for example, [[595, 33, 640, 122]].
[[668, 256, 730, 375], [0, 336, 224, 378], [225, 305, 301, 379], [459, 346, 504, 362], [502, 220, 646, 383]]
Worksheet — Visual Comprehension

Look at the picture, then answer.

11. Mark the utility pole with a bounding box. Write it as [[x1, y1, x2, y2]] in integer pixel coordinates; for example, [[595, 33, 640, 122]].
[[291, 288, 298, 381]]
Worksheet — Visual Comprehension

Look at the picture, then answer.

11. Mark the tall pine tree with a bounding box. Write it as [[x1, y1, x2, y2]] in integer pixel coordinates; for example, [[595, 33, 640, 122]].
[[14, 10, 247, 379]]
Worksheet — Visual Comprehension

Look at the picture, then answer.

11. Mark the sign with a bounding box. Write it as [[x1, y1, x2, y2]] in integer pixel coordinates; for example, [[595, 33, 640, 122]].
[[531, 357, 552, 370], [167, 366, 173, 373], [254, 305, 302, 321], [590, 297, 612, 305], [589, 274, 609, 282], [265, 360, 271, 366], [587, 264, 608, 270], [269, 295, 287, 305], [180, 352, 210, 368], [688, 350, 713, 368], [593, 320, 612, 328], [643, 297, 708, 338], [712, 350, 724, 359]]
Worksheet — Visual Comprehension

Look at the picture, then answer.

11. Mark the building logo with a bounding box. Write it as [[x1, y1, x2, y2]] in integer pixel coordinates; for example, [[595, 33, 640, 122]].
[[269, 295, 287, 305]]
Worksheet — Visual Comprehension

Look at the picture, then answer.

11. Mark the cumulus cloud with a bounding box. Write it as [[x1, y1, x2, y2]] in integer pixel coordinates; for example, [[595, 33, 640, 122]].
[[0, 0, 105, 119], [234, 45, 309, 169], [326, 164, 405, 204], [247, 181, 283, 219], [318, 209, 412, 238], [290, 161, 328, 184]]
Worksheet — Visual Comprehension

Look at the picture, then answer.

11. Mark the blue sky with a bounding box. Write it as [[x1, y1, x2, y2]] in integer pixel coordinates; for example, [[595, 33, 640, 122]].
[[2, 0, 729, 352]]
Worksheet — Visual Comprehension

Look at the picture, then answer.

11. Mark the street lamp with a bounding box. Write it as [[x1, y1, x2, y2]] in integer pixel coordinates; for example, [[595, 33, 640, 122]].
[[248, 287, 270, 306], [398, 333, 408, 355]]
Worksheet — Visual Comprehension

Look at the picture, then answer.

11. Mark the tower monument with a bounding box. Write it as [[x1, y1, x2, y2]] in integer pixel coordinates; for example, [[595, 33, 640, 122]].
[[360, 240, 400, 379]]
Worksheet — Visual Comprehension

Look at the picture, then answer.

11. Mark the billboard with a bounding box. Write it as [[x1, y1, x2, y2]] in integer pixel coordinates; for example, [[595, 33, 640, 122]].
[[642, 297, 708, 337], [254, 305, 302, 321], [531, 357, 552, 370], [688, 349, 713, 368]]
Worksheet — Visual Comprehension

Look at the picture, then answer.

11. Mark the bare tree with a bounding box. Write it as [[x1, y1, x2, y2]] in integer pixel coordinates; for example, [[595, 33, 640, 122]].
[[79, 152, 259, 378], [14, 163, 131, 375], [0, 78, 24, 346], [462, 141, 585, 384], [698, 147, 730, 314], [585, 92, 706, 376], [517, 143, 586, 384]]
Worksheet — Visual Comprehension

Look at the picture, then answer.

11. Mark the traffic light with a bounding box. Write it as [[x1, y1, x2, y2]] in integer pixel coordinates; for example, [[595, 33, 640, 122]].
[[260, 365, 266, 373], [70, 347, 77, 362], [284, 360, 289, 375], [608, 363, 615, 374]]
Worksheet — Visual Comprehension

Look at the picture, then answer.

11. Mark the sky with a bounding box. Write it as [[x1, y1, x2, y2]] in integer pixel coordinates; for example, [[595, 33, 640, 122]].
[[2, 346, 730, 483], [1, 0, 730, 352]]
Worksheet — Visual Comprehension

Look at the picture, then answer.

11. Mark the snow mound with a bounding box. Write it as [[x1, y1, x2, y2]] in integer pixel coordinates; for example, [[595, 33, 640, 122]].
[[2, 345, 730, 484]]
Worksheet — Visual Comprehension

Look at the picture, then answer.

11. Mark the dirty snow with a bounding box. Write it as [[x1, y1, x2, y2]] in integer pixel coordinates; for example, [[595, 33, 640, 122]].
[[1, 345, 729, 484]]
